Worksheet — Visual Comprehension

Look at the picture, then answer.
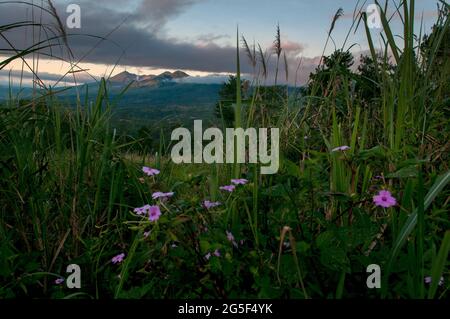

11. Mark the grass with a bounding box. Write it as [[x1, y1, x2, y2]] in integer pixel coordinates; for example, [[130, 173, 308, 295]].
[[0, 0, 449, 299]]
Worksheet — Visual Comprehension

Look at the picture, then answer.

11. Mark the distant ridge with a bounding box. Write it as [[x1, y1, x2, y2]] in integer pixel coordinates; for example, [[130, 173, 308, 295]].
[[109, 70, 189, 87]]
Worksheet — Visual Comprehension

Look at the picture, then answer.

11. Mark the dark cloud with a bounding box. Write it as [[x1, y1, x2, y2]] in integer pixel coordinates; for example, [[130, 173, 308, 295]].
[[71, 0, 204, 32], [196, 33, 230, 45], [134, 0, 204, 31], [0, 1, 317, 85], [0, 1, 239, 71]]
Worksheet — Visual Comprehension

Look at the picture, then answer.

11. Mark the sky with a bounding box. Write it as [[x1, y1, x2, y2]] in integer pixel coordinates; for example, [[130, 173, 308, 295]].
[[0, 0, 442, 87]]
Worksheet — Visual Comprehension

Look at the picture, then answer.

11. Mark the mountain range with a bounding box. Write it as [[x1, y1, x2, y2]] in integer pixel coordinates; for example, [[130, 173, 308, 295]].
[[0, 70, 222, 133], [109, 70, 190, 88]]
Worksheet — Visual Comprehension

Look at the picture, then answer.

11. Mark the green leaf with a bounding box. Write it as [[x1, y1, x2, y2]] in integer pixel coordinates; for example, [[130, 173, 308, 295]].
[[385, 166, 418, 178], [296, 241, 310, 254], [428, 231, 450, 299], [388, 170, 450, 270], [336, 271, 346, 299], [282, 158, 301, 178], [357, 146, 386, 161]]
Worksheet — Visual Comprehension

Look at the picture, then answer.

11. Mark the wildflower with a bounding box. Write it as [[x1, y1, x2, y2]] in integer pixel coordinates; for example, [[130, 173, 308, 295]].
[[220, 185, 235, 192], [231, 178, 248, 185], [55, 278, 64, 285], [226, 230, 238, 247], [205, 252, 211, 260], [424, 276, 444, 286], [142, 166, 160, 176], [152, 191, 174, 200], [373, 190, 397, 208], [148, 205, 161, 222], [213, 249, 221, 257], [112, 253, 125, 264], [134, 204, 151, 215], [331, 145, 350, 152], [203, 200, 221, 209]]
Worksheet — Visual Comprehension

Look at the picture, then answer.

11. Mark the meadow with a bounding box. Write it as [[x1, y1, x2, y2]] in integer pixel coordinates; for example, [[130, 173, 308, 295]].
[[0, 0, 449, 299]]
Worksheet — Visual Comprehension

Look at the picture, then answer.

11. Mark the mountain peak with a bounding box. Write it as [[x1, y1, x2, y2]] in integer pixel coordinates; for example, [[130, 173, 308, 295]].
[[118, 70, 133, 76], [172, 70, 189, 78], [109, 70, 190, 87], [110, 71, 137, 83], [155, 70, 190, 80]]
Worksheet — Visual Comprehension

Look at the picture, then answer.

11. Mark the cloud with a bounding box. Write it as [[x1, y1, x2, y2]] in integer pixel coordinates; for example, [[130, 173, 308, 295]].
[[196, 33, 230, 45], [134, 0, 204, 32], [175, 74, 236, 84], [0, 68, 87, 87], [0, 1, 317, 85], [282, 40, 305, 56], [70, 0, 204, 32], [0, 1, 240, 72]]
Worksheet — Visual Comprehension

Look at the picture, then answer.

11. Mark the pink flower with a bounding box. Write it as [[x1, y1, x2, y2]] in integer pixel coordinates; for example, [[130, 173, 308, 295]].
[[55, 278, 64, 285], [134, 205, 161, 221], [226, 230, 238, 247], [142, 166, 160, 176], [424, 276, 444, 286], [148, 205, 161, 222], [134, 204, 151, 215], [331, 145, 350, 152], [112, 253, 125, 264], [231, 178, 248, 185], [203, 200, 221, 209], [152, 191, 174, 200], [220, 185, 235, 192], [373, 190, 397, 208], [205, 249, 221, 259]]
